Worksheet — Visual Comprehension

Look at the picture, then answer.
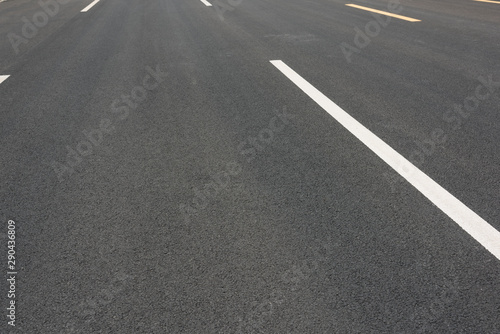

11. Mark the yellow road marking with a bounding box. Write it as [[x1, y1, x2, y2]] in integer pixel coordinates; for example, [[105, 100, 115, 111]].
[[474, 0, 500, 4], [345, 4, 421, 22]]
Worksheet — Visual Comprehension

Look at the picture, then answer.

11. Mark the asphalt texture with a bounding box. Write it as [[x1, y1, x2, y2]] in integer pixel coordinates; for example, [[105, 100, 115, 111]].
[[0, 0, 499, 332]]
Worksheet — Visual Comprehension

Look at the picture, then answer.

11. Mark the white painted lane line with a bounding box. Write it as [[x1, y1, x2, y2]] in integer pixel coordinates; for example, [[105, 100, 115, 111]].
[[270, 60, 500, 261], [0, 75, 10, 85], [474, 0, 500, 4], [81, 0, 100, 12], [199, 0, 212, 6], [346, 4, 421, 22]]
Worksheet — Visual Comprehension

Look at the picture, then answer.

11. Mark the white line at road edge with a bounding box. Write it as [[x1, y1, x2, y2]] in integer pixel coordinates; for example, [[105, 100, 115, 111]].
[[81, 0, 100, 12], [270, 60, 500, 261], [0, 75, 10, 85], [199, 0, 212, 6]]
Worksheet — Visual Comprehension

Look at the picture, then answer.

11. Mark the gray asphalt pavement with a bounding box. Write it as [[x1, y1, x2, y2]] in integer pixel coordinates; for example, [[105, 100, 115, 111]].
[[1, 0, 499, 332]]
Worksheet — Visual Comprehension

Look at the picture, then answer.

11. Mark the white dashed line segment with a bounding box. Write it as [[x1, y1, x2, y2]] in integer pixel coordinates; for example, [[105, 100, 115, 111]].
[[0, 75, 10, 85], [81, 0, 100, 12]]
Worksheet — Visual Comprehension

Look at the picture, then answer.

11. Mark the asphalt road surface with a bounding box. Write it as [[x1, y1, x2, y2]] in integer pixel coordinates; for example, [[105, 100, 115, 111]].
[[1, 0, 500, 332]]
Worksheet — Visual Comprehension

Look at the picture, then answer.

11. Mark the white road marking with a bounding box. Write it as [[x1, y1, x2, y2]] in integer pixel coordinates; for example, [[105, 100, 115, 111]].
[[81, 0, 100, 12], [346, 4, 421, 22], [270, 59, 500, 261], [199, 0, 212, 6], [0, 75, 10, 84]]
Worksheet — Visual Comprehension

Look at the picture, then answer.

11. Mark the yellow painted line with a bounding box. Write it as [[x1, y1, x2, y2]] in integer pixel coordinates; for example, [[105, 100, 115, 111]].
[[474, 0, 500, 4], [345, 4, 421, 22]]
